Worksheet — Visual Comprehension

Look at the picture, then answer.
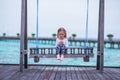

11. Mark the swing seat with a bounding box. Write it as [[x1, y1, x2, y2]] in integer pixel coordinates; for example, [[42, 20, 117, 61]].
[[30, 47, 94, 62]]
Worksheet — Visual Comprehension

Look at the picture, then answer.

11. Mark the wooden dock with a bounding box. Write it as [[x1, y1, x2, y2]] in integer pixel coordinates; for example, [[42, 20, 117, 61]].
[[0, 36, 120, 48], [0, 65, 120, 80]]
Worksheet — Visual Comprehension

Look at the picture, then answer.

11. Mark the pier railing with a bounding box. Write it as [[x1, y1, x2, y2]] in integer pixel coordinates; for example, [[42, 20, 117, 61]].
[[0, 36, 120, 48]]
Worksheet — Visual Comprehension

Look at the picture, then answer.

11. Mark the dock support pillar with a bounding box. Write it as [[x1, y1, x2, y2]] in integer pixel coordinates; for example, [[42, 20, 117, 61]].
[[96, 0, 104, 73], [20, 0, 28, 72]]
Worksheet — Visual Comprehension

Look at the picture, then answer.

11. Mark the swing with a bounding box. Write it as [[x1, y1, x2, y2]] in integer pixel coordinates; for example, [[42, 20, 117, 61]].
[[29, 0, 94, 62]]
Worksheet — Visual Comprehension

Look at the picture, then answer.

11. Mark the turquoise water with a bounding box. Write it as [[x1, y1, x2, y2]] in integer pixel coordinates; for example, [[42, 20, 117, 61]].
[[0, 40, 120, 67]]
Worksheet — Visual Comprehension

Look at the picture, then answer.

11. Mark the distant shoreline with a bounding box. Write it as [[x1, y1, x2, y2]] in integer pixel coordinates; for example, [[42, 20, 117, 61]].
[[0, 36, 120, 41], [0, 36, 120, 49]]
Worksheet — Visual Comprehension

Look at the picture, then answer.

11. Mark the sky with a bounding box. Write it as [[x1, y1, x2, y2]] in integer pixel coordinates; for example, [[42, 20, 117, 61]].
[[0, 0, 120, 39]]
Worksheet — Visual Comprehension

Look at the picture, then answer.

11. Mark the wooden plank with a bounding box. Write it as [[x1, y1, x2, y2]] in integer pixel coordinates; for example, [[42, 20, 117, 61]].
[[70, 67, 78, 80], [60, 66, 66, 80], [94, 70, 106, 80], [83, 67, 94, 80], [8, 69, 22, 80], [49, 66, 58, 80], [38, 66, 54, 80], [54, 66, 61, 80], [30, 47, 93, 49], [110, 68, 120, 74], [103, 70, 117, 80], [30, 54, 86, 58], [78, 67, 89, 80], [30, 66, 46, 80], [88, 67, 105, 80], [43, 66, 53, 80], [104, 68, 120, 80], [11, 66, 45, 80], [0, 65, 16, 79], [8, 66, 35, 80], [0, 65, 3, 68], [74, 67, 83, 80], [101, 71, 113, 80], [0, 65, 18, 80], [18, 66, 32, 80], [22, 66, 42, 80], [84, 67, 98, 80], [2, 67, 18, 80], [0, 65, 9, 74], [66, 67, 72, 80], [103, 68, 120, 80], [37, 66, 49, 80]]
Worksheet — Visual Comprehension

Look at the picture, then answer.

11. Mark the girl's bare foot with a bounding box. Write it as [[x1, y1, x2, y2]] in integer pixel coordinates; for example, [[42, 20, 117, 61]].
[[60, 55, 64, 61], [57, 54, 60, 60]]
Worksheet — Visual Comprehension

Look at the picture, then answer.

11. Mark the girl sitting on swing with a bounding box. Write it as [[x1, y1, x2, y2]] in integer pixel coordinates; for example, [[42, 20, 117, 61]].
[[55, 27, 68, 61]]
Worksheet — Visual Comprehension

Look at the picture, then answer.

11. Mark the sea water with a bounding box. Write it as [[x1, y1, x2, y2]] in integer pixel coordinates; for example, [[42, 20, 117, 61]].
[[0, 40, 120, 67]]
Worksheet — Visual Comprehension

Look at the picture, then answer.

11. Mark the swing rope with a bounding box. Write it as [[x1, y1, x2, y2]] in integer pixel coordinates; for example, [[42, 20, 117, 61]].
[[36, 0, 39, 54], [85, 0, 89, 55]]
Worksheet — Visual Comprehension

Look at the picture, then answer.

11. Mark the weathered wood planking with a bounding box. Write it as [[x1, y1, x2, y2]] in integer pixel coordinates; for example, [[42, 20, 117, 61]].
[[83, 67, 95, 80], [66, 67, 72, 80], [60, 66, 66, 80], [0, 65, 120, 80], [49, 66, 58, 80], [54, 66, 61, 80], [71, 67, 78, 80], [104, 68, 120, 80], [0, 66, 18, 80]]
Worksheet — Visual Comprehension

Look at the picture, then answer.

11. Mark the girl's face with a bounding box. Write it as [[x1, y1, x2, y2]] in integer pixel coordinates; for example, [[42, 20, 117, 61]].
[[58, 30, 65, 39]]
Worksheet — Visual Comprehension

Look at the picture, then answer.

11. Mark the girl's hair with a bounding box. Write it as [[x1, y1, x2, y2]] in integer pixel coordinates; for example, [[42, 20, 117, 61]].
[[57, 27, 67, 38]]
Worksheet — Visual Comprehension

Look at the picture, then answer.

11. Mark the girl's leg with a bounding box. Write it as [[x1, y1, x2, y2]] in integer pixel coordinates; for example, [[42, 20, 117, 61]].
[[61, 44, 66, 54], [56, 45, 61, 60], [60, 44, 66, 60]]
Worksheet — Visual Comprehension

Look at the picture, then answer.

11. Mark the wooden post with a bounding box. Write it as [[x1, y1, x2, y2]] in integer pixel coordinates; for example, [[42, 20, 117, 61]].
[[24, 0, 28, 69], [20, 0, 25, 72], [20, 0, 28, 72], [96, 0, 104, 72]]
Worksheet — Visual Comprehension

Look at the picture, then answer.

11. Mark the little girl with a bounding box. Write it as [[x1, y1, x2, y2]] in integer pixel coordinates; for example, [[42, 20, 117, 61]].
[[55, 27, 68, 61]]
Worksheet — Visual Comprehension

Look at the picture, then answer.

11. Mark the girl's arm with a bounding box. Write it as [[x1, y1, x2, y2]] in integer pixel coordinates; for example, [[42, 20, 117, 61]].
[[55, 38, 58, 47], [65, 39, 68, 48]]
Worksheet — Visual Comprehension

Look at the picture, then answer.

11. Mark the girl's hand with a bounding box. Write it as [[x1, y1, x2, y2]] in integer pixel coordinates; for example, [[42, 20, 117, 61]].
[[59, 41, 63, 44]]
